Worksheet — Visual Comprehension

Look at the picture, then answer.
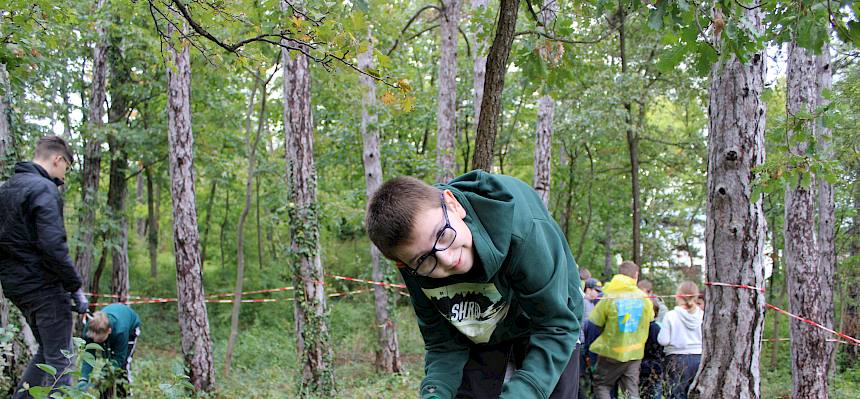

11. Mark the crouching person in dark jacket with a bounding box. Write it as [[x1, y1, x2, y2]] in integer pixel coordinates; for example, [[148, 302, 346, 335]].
[[0, 136, 88, 398], [78, 304, 141, 397]]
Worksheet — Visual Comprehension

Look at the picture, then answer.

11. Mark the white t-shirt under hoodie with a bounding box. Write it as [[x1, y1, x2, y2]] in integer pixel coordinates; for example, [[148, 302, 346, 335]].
[[657, 306, 703, 355]]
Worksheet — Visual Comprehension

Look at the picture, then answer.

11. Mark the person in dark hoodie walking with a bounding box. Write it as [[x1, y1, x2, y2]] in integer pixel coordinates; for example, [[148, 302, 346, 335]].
[[366, 171, 583, 399], [0, 136, 88, 398]]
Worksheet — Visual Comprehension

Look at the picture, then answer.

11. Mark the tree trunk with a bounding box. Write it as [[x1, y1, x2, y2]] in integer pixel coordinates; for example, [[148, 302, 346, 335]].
[[688, 9, 767, 399], [0, 62, 13, 179], [146, 167, 158, 278], [471, 0, 489, 137], [472, 0, 519, 171], [107, 39, 131, 303], [578, 143, 595, 257], [436, 0, 461, 182], [107, 137, 129, 302], [843, 162, 860, 369], [225, 72, 264, 376], [359, 38, 402, 373], [200, 180, 217, 267], [767, 211, 782, 370], [617, 4, 641, 267], [136, 171, 146, 237], [282, 2, 335, 395], [166, 19, 215, 392], [533, 95, 553, 207], [602, 221, 613, 282], [256, 175, 263, 269], [783, 37, 830, 399], [75, 0, 110, 292], [815, 44, 836, 370]]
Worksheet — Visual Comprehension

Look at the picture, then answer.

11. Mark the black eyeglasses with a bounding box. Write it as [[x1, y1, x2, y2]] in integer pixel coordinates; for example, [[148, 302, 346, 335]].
[[404, 193, 457, 277]]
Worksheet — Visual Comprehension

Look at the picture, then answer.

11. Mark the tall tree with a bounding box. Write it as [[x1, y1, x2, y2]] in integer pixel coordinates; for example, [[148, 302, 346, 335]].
[[146, 167, 158, 278], [436, 0, 461, 182], [815, 43, 836, 367], [166, 18, 215, 392], [106, 35, 132, 302], [225, 70, 266, 375], [784, 32, 831, 399], [0, 63, 13, 178], [532, 1, 558, 207], [472, 0, 519, 171], [844, 160, 860, 368], [75, 0, 110, 292], [617, 2, 642, 266], [282, 1, 335, 395], [358, 36, 402, 373], [689, 7, 767, 399]]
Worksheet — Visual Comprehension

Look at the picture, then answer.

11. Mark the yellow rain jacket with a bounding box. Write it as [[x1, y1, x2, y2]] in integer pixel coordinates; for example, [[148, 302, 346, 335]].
[[588, 274, 654, 362]]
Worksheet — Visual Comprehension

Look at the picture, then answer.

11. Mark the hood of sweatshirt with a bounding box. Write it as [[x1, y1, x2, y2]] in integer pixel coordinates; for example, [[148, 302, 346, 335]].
[[673, 305, 703, 330]]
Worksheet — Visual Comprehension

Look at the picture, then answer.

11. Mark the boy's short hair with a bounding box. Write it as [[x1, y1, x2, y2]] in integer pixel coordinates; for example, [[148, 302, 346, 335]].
[[34, 136, 74, 165], [637, 279, 653, 292], [619, 260, 639, 278], [579, 268, 591, 281], [366, 176, 440, 260], [86, 311, 111, 341]]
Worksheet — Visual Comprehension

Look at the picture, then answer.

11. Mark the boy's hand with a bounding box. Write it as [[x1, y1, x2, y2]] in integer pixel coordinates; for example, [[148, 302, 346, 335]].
[[71, 289, 89, 314]]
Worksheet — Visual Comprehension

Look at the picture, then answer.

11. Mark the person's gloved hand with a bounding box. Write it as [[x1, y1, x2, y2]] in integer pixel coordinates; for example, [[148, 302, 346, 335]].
[[71, 289, 89, 314]]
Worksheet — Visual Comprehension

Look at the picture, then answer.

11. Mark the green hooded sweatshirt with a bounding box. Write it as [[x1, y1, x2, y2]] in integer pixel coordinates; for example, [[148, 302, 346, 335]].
[[81, 303, 142, 382], [401, 171, 582, 399]]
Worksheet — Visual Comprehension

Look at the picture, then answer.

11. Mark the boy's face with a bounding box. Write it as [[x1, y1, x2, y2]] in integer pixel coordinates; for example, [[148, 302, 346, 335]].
[[394, 190, 475, 278]]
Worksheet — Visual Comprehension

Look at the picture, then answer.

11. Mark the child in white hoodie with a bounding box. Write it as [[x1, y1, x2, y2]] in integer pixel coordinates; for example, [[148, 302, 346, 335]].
[[657, 281, 703, 399]]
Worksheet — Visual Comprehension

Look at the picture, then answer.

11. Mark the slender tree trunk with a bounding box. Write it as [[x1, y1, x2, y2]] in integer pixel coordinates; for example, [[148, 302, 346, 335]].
[[843, 162, 860, 369], [688, 8, 767, 399], [136, 170, 146, 237], [783, 37, 830, 399], [282, 2, 335, 395], [166, 19, 214, 392], [225, 72, 265, 376], [472, 0, 519, 171], [533, 95, 554, 207], [602, 222, 613, 282], [617, 4, 641, 267], [532, 2, 557, 207], [256, 175, 263, 269], [578, 143, 595, 256], [91, 246, 107, 302], [147, 167, 158, 278], [815, 44, 836, 369], [200, 180, 217, 267], [436, 0, 461, 182], [75, 0, 110, 292], [220, 187, 230, 273], [359, 38, 402, 373], [0, 62, 13, 178], [471, 0, 489, 136], [768, 212, 782, 370]]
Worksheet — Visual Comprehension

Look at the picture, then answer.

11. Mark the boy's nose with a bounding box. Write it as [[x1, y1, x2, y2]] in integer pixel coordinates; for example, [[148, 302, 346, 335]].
[[436, 246, 456, 266]]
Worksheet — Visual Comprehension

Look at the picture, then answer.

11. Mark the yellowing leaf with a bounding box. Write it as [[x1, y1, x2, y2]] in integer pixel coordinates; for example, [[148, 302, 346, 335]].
[[380, 91, 396, 105], [397, 79, 412, 93], [400, 95, 415, 112]]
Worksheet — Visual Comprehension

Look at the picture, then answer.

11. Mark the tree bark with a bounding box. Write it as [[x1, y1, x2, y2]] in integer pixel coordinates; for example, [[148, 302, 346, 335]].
[[688, 8, 767, 399], [75, 0, 110, 292], [533, 95, 554, 207], [146, 167, 159, 278], [166, 18, 215, 392], [359, 38, 402, 373], [472, 0, 519, 171], [282, 2, 335, 395], [225, 71, 264, 376], [783, 37, 830, 399], [0, 62, 13, 179], [471, 0, 489, 136], [107, 39, 131, 303], [617, 3, 641, 267], [136, 171, 146, 237], [602, 221, 613, 282], [436, 0, 462, 182], [815, 44, 836, 369], [843, 161, 860, 369]]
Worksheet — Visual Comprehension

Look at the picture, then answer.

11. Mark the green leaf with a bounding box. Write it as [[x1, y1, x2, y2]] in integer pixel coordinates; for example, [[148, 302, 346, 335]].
[[656, 45, 688, 73], [694, 43, 718, 76], [37, 364, 57, 376]]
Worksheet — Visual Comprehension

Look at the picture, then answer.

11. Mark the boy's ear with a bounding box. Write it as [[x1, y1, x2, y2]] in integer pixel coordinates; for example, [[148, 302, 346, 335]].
[[442, 190, 466, 219]]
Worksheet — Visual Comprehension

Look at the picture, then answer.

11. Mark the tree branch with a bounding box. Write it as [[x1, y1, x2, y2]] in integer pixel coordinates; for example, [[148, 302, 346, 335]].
[[514, 28, 614, 45], [387, 5, 442, 55]]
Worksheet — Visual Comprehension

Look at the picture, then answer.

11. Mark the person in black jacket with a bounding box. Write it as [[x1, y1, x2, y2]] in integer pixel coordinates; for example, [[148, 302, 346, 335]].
[[0, 136, 88, 398]]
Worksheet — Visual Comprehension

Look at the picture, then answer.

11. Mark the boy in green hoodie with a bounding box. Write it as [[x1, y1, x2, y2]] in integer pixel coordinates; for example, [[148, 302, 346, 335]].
[[78, 303, 141, 397], [366, 171, 583, 399]]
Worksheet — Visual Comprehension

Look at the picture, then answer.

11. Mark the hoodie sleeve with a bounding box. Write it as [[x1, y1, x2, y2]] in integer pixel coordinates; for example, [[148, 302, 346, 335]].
[[30, 184, 82, 292], [500, 220, 582, 399], [401, 273, 470, 399], [657, 311, 672, 346]]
